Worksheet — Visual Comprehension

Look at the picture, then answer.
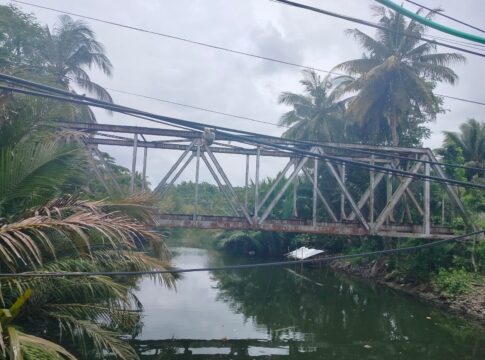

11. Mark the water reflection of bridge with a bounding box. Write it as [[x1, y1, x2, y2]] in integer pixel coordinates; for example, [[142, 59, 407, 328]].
[[132, 338, 321, 359]]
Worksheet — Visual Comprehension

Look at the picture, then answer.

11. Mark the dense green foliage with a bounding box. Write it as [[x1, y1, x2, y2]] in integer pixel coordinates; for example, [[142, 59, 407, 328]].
[[333, 6, 464, 146], [432, 268, 475, 296], [210, 6, 484, 296], [0, 6, 174, 360], [0, 4, 483, 358]]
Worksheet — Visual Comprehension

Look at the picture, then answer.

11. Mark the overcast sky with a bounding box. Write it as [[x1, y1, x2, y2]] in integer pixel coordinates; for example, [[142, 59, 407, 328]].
[[3, 0, 484, 186]]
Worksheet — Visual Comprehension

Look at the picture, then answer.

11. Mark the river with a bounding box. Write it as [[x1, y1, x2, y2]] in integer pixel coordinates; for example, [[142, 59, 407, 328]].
[[132, 247, 485, 359]]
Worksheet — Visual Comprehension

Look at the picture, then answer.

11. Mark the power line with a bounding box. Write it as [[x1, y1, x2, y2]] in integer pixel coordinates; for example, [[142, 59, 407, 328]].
[[404, 0, 485, 34], [9, 1, 485, 108], [11, 0, 485, 58], [10, 0, 336, 75], [435, 94, 485, 107], [271, 0, 485, 57], [0, 229, 482, 278], [0, 76, 478, 188], [1, 73, 484, 190], [107, 87, 485, 174], [106, 87, 286, 129], [375, 0, 485, 44]]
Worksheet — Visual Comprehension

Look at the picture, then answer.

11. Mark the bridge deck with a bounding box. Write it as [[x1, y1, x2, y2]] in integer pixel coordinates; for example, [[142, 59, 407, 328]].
[[156, 214, 454, 239]]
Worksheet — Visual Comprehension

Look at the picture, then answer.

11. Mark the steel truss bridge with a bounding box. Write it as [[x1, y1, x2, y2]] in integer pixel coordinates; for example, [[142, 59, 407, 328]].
[[58, 121, 470, 239]]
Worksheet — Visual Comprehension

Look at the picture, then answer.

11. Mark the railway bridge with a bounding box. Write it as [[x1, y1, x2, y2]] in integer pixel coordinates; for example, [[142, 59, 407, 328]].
[[57, 121, 470, 239]]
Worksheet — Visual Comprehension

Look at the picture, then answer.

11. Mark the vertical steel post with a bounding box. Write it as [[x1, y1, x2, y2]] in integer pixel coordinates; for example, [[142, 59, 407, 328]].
[[293, 160, 298, 218], [142, 146, 147, 192], [313, 157, 318, 227], [244, 155, 249, 210], [130, 134, 138, 193], [340, 164, 346, 220], [369, 155, 375, 224], [254, 146, 260, 221], [193, 144, 201, 221], [424, 162, 431, 235], [386, 168, 392, 223], [441, 193, 445, 225]]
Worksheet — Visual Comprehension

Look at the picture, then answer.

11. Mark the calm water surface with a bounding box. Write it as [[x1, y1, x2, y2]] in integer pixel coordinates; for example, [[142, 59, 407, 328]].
[[132, 247, 485, 359]]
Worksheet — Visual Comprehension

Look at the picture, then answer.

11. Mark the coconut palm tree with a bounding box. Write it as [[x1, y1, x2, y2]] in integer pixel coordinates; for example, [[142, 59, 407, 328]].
[[0, 133, 174, 359], [333, 6, 465, 146], [278, 70, 346, 142], [443, 119, 485, 179], [42, 14, 113, 103]]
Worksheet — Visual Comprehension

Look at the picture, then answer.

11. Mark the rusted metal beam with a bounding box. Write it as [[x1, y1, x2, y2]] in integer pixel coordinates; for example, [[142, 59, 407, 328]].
[[374, 157, 425, 232], [301, 166, 337, 222], [319, 149, 369, 231], [204, 145, 252, 224], [155, 214, 454, 239], [201, 153, 240, 216], [256, 159, 295, 214], [130, 133, 138, 193], [244, 154, 250, 210], [254, 146, 260, 222], [153, 140, 195, 194], [312, 157, 318, 227], [258, 156, 310, 225], [426, 149, 470, 227], [347, 168, 385, 221], [424, 162, 431, 235], [142, 146, 148, 191], [193, 143, 201, 221], [88, 137, 293, 157]]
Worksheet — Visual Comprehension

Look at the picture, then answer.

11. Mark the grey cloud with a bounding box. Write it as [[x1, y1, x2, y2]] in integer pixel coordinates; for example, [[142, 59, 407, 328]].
[[6, 0, 484, 185]]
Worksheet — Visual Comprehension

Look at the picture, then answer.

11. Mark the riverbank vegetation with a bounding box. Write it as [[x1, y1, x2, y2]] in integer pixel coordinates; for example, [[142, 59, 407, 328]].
[[205, 7, 484, 306], [0, 2, 484, 358], [0, 6, 174, 359]]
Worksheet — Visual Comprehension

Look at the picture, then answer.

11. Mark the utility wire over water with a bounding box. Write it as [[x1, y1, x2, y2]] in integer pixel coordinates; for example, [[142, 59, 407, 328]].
[[9, 0, 485, 108], [0, 230, 483, 278], [2, 74, 485, 190]]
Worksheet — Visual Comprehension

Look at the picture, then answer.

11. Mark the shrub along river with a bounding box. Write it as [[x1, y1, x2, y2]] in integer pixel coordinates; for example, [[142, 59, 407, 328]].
[[131, 247, 485, 359]]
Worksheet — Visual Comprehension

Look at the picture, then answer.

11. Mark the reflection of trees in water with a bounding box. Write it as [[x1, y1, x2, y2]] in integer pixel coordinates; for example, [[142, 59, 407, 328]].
[[210, 263, 485, 359]]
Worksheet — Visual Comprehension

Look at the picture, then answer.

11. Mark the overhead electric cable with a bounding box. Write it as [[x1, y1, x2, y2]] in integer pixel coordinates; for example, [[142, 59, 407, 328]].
[[0, 230, 482, 278], [376, 0, 485, 44], [405, 0, 485, 34], [104, 87, 485, 173], [9, 1, 485, 107], [0, 74, 483, 189], [271, 0, 485, 56], [11, 0, 485, 59], [1, 73, 483, 190], [105, 87, 285, 128], [10, 0, 336, 75]]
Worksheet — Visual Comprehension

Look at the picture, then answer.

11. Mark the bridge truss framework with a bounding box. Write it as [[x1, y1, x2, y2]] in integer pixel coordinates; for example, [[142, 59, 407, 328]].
[[57, 121, 470, 239]]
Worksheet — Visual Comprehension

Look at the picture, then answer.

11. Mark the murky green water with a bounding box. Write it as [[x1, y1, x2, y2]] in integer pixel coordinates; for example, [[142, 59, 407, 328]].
[[132, 247, 485, 359]]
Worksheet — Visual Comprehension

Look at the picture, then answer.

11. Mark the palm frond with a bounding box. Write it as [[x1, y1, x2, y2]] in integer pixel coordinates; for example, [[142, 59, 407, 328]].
[[0, 138, 85, 216], [17, 331, 77, 360], [345, 29, 389, 59], [50, 314, 138, 360]]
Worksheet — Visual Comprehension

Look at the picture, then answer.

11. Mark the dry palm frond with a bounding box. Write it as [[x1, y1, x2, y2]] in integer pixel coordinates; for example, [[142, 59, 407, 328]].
[[50, 314, 138, 360], [17, 331, 77, 360], [0, 196, 164, 271], [46, 303, 139, 330]]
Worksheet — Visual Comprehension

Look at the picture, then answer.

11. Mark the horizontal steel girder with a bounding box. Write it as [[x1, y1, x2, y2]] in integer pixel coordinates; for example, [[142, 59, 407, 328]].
[[155, 214, 454, 239], [53, 121, 432, 155]]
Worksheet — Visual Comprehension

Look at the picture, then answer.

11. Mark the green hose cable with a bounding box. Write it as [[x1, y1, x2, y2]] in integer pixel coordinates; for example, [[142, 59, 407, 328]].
[[375, 0, 485, 44]]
